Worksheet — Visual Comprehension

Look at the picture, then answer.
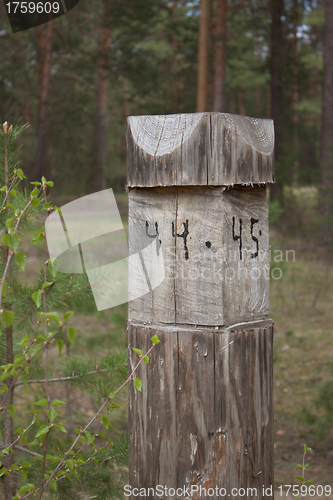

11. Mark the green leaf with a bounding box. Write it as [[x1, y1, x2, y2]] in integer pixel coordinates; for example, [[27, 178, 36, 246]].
[[53, 423, 66, 433], [51, 400, 66, 406], [13, 355, 24, 370], [3, 310, 14, 327], [66, 459, 74, 472], [6, 203, 15, 209], [64, 311, 74, 321], [22, 461, 31, 468], [32, 290, 42, 308], [48, 259, 57, 278], [9, 189, 17, 197], [144, 355, 149, 363], [15, 252, 27, 271], [43, 202, 51, 210], [2, 280, 7, 298], [296, 464, 303, 469], [56, 339, 63, 358], [42, 281, 53, 290], [31, 197, 40, 208], [0, 467, 9, 477], [305, 480, 313, 485], [16, 168, 26, 180], [30, 182, 41, 186], [304, 463, 309, 469], [133, 378, 142, 392], [11, 463, 20, 470], [0, 186, 7, 192], [5, 217, 15, 231], [151, 335, 160, 345], [101, 414, 109, 429], [304, 444, 311, 452], [7, 405, 14, 420], [18, 484, 35, 494], [2, 233, 19, 251], [31, 187, 39, 197], [293, 476, 304, 482], [48, 407, 57, 424], [67, 326, 75, 345], [36, 425, 50, 441], [45, 181, 54, 187], [34, 399, 48, 406], [45, 312, 60, 325], [50, 479, 57, 492], [132, 348, 142, 356]]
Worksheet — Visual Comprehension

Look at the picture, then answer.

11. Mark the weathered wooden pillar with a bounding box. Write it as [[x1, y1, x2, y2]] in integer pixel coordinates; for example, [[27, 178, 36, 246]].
[[127, 113, 275, 500]]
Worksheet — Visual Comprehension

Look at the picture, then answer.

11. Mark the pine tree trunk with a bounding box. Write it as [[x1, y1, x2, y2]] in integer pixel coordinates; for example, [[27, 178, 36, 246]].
[[213, 0, 227, 112], [35, 20, 54, 181], [270, 0, 284, 201], [238, 87, 246, 116], [291, 0, 299, 186], [172, 0, 179, 113], [230, 90, 236, 114], [320, 0, 333, 242], [90, 0, 111, 193], [197, 0, 211, 112]]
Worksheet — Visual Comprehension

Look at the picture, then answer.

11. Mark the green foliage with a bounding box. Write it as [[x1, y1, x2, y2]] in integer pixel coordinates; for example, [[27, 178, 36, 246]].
[[297, 371, 333, 441], [292, 444, 313, 499], [0, 123, 159, 498]]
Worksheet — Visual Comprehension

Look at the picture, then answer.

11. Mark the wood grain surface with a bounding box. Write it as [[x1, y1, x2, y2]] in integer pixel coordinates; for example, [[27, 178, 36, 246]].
[[128, 320, 274, 499], [127, 113, 274, 188], [128, 185, 269, 327]]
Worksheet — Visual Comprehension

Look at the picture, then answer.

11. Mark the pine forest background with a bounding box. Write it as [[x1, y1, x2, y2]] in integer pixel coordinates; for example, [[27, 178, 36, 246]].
[[0, 0, 333, 496]]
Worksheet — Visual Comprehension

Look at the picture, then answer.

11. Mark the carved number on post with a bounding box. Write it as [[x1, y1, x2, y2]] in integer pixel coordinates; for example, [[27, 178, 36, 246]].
[[172, 220, 189, 261], [250, 218, 259, 259], [232, 217, 243, 260], [146, 221, 161, 255], [233, 217, 262, 260]]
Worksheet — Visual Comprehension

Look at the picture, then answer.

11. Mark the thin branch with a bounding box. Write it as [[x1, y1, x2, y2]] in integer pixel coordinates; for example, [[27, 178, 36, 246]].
[[14, 370, 108, 387], [0, 415, 37, 451], [14, 445, 43, 458]]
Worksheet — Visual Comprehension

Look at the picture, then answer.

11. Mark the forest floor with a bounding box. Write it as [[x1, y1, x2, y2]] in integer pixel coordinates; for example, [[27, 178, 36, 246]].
[[17, 189, 333, 497]]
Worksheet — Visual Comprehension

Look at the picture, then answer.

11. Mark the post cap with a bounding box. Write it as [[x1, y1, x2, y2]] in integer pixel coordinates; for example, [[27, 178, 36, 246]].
[[127, 112, 275, 188]]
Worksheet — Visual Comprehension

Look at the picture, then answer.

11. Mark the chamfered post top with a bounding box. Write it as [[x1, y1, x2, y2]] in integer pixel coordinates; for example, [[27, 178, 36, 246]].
[[127, 112, 275, 188]]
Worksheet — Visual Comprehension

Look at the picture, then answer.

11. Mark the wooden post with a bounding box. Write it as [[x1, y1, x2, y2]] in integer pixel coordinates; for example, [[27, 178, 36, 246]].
[[127, 113, 275, 500]]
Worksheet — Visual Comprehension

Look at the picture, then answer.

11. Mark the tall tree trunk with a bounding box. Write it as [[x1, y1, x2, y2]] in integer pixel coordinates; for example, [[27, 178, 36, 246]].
[[90, 0, 111, 193], [238, 87, 246, 116], [230, 90, 236, 114], [197, 0, 211, 112], [172, 0, 179, 113], [256, 83, 261, 116], [270, 0, 284, 202], [35, 20, 54, 181], [320, 0, 333, 242], [291, 0, 299, 186], [213, 0, 227, 112]]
